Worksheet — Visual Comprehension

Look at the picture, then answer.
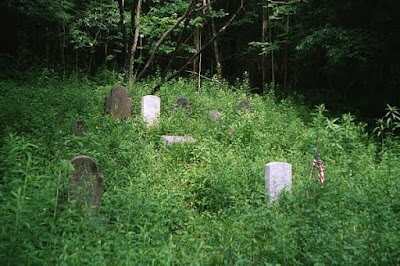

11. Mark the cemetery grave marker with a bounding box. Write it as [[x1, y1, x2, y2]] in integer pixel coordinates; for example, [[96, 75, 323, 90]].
[[173, 97, 190, 109], [141, 95, 161, 127], [265, 162, 292, 202], [104, 86, 132, 119], [236, 99, 252, 113], [69, 155, 104, 210], [208, 109, 222, 121], [161, 135, 196, 146], [72, 119, 87, 136]]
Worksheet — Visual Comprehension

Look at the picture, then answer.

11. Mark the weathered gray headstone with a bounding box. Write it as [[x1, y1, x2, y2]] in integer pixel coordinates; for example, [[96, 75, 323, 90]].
[[226, 126, 235, 136], [265, 162, 292, 202], [161, 135, 196, 146], [236, 99, 252, 113], [104, 86, 132, 119], [69, 155, 104, 210], [208, 109, 222, 121], [72, 119, 87, 136], [173, 97, 190, 110], [141, 95, 161, 127]]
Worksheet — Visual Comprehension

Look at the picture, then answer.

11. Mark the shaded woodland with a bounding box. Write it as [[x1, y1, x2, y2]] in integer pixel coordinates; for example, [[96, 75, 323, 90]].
[[1, 0, 400, 116]]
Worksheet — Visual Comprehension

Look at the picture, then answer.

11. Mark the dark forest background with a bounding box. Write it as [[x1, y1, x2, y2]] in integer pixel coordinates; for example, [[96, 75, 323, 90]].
[[1, 0, 400, 118]]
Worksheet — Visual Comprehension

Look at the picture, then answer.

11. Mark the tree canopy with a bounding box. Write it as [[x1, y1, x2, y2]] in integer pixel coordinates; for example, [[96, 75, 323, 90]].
[[1, 0, 400, 115]]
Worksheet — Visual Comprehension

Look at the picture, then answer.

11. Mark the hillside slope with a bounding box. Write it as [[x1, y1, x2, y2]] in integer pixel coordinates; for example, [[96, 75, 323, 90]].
[[1, 74, 399, 265]]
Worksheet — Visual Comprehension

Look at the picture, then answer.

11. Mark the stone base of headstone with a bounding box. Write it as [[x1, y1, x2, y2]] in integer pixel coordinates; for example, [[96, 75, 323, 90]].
[[69, 155, 104, 210], [161, 135, 196, 146], [265, 162, 292, 202]]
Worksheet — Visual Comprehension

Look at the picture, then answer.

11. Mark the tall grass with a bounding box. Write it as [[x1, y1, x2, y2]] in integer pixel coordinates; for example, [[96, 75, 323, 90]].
[[0, 70, 399, 265]]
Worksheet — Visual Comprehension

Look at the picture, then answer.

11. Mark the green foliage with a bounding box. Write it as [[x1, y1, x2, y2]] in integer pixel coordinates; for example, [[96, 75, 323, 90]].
[[374, 104, 400, 139], [296, 27, 374, 65], [1, 73, 400, 265]]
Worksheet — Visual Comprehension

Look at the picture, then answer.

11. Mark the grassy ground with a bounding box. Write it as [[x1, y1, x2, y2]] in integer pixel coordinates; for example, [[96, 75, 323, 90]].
[[1, 70, 399, 265]]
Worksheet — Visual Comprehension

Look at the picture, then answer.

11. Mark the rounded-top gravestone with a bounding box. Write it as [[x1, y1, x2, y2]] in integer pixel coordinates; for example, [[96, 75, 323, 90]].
[[208, 109, 222, 121], [173, 97, 190, 110], [236, 99, 252, 113], [72, 119, 87, 136], [104, 86, 132, 119], [69, 155, 104, 210]]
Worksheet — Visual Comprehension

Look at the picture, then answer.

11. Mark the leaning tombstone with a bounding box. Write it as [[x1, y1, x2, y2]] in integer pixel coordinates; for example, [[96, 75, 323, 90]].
[[161, 135, 196, 146], [236, 99, 252, 113], [141, 95, 161, 127], [104, 86, 132, 119], [69, 155, 104, 210], [72, 119, 87, 136], [265, 162, 292, 202], [208, 109, 222, 121]]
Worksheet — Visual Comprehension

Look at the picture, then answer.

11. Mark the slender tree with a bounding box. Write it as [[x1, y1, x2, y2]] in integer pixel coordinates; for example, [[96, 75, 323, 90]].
[[128, 0, 143, 85]]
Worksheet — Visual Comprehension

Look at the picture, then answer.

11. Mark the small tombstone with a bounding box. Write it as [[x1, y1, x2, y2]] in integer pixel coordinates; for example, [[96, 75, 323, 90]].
[[226, 126, 235, 136], [208, 109, 222, 121], [104, 86, 132, 119], [236, 99, 252, 113], [265, 162, 292, 202], [69, 155, 104, 210], [173, 97, 190, 110], [72, 119, 87, 136], [161, 135, 196, 146], [141, 95, 161, 127]]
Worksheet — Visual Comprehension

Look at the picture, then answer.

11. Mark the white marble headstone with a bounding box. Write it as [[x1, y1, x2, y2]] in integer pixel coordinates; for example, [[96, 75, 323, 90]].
[[265, 162, 292, 202], [141, 95, 160, 127]]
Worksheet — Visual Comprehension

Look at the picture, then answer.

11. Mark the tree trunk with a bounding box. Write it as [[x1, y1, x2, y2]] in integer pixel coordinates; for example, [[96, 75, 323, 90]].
[[193, 27, 201, 74], [117, 0, 128, 71], [211, 16, 221, 77], [128, 0, 143, 86], [105, 29, 109, 66], [269, 20, 275, 86], [261, 1, 270, 89], [59, 24, 66, 79], [194, 0, 208, 86], [283, 14, 289, 93], [45, 26, 50, 63]]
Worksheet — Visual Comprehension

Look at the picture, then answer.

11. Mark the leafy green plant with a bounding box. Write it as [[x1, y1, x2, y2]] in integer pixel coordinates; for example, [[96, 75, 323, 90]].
[[373, 104, 400, 140]]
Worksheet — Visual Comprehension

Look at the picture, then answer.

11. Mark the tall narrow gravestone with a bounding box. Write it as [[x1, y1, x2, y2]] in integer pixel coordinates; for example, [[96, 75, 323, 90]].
[[104, 86, 132, 119], [265, 162, 292, 202], [141, 95, 161, 127], [69, 156, 104, 210]]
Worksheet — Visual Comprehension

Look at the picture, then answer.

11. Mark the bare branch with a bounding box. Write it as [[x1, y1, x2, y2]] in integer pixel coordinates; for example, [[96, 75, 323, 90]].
[[267, 0, 302, 5], [150, 1, 247, 94], [136, 0, 196, 81]]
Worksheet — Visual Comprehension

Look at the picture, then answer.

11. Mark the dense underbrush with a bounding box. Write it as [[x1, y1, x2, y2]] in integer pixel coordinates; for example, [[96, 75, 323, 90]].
[[1, 71, 399, 265]]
